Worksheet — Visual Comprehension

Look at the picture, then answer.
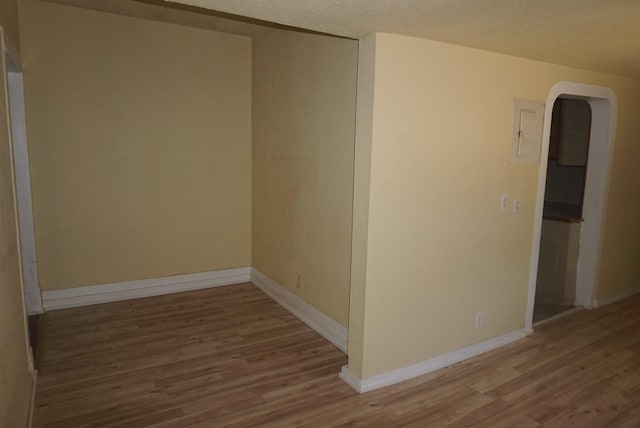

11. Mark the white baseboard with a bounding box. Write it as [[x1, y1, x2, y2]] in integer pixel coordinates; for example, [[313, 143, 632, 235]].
[[250, 268, 348, 353], [28, 369, 37, 428], [41, 267, 252, 311], [340, 328, 529, 393], [40, 266, 349, 357], [594, 286, 640, 308]]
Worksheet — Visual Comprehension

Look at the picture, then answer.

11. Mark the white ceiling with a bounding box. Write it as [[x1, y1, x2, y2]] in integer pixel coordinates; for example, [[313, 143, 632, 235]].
[[46, 0, 264, 36], [167, 0, 640, 79]]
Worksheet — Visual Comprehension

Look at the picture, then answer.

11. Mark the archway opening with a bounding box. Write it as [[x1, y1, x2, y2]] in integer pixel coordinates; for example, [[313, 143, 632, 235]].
[[525, 82, 617, 330]]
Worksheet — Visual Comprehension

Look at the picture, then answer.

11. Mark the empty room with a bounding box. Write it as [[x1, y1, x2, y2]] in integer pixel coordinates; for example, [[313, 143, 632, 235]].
[[1, 0, 639, 427]]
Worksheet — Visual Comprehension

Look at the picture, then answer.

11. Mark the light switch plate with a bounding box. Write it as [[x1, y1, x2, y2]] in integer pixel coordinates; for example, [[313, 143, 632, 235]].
[[501, 194, 509, 211]]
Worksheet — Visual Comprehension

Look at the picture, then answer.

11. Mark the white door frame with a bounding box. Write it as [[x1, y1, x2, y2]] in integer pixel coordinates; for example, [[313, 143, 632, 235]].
[[525, 81, 617, 331], [5, 57, 43, 315]]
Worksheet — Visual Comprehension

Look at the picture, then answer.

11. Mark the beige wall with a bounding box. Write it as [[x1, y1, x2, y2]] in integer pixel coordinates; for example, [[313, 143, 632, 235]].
[[594, 91, 640, 303], [252, 28, 358, 327], [350, 33, 640, 378], [347, 34, 376, 371], [0, 0, 20, 54], [18, 0, 252, 290], [0, 32, 32, 428]]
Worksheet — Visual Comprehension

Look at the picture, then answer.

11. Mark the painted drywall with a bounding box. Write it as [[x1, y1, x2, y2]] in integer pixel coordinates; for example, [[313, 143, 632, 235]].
[[350, 33, 640, 379], [18, 0, 252, 290], [252, 28, 358, 327], [347, 34, 376, 375], [0, 32, 32, 428], [0, 0, 20, 54]]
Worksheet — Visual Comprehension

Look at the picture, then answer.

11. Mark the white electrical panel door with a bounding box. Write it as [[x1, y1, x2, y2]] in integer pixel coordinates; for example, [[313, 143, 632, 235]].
[[511, 99, 545, 163]]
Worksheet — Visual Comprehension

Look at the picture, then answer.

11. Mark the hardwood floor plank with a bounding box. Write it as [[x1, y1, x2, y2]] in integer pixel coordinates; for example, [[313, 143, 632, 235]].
[[33, 285, 640, 427]]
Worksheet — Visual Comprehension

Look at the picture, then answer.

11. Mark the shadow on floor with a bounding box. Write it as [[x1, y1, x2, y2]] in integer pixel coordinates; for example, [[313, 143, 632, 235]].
[[533, 301, 574, 323]]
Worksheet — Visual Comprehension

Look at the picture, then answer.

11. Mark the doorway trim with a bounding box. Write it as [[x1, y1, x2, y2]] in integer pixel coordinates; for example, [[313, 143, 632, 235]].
[[4, 49, 44, 315], [525, 81, 617, 331]]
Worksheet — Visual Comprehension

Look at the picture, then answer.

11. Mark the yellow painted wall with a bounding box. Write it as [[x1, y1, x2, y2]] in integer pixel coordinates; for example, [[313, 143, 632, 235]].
[[595, 96, 640, 302], [252, 28, 358, 327], [0, 0, 20, 54], [18, 0, 252, 290], [351, 33, 640, 378], [0, 31, 33, 428], [347, 34, 375, 373]]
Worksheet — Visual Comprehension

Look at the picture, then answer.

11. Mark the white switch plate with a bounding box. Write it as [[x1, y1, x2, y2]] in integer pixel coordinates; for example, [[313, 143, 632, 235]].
[[513, 198, 520, 213], [501, 194, 509, 211]]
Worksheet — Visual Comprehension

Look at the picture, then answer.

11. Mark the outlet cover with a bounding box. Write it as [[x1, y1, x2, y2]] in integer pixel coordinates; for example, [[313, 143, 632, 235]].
[[475, 312, 484, 328]]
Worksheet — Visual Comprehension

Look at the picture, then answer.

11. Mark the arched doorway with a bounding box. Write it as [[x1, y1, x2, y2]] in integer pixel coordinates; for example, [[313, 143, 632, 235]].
[[526, 82, 617, 330]]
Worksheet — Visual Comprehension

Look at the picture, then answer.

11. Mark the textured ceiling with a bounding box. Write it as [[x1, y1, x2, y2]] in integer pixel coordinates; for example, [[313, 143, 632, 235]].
[[45, 0, 264, 36], [167, 0, 640, 79]]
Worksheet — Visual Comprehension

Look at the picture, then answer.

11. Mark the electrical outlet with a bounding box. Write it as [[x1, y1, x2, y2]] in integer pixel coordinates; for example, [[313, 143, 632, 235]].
[[513, 198, 520, 213], [295, 273, 301, 289], [475, 312, 484, 328], [501, 194, 509, 211]]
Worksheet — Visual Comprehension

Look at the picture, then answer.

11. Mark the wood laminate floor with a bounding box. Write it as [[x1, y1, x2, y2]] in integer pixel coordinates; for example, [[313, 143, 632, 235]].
[[33, 283, 640, 427], [532, 302, 574, 323]]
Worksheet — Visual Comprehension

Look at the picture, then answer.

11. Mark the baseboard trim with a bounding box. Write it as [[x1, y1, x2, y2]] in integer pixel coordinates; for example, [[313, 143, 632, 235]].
[[28, 369, 37, 428], [340, 328, 529, 393], [594, 286, 640, 308], [250, 268, 348, 353], [42, 267, 252, 311]]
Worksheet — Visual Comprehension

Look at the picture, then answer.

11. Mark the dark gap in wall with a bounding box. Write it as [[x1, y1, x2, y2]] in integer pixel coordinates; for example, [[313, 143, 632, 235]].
[[534, 97, 592, 324], [27, 314, 40, 368]]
